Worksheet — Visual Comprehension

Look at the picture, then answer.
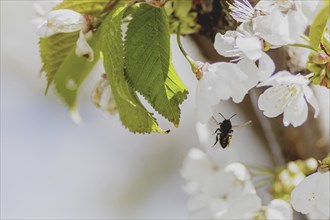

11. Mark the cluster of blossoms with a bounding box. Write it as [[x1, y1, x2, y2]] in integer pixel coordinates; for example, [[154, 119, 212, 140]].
[[181, 148, 293, 219], [291, 154, 330, 220], [194, 0, 323, 127], [181, 149, 330, 220]]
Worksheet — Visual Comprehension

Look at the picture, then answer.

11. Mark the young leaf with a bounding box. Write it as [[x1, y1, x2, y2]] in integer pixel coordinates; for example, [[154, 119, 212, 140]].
[[39, 0, 108, 92], [100, 3, 166, 133], [125, 3, 188, 127], [309, 2, 330, 50], [53, 36, 100, 120]]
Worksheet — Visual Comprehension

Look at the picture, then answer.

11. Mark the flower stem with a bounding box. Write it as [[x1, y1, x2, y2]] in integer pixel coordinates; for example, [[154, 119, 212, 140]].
[[300, 34, 310, 43], [176, 23, 198, 73]]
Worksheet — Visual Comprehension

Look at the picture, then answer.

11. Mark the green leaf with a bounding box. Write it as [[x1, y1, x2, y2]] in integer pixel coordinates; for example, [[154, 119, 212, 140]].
[[53, 36, 100, 119], [124, 3, 188, 127], [100, 3, 166, 133], [39, 0, 108, 92], [173, 0, 192, 18], [321, 153, 330, 165], [321, 19, 330, 54], [309, 2, 330, 49], [53, 0, 108, 15], [39, 32, 79, 92]]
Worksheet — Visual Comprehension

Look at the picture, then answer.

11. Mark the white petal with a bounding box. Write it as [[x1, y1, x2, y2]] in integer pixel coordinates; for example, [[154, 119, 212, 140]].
[[257, 53, 275, 81], [37, 9, 84, 37], [315, 172, 330, 217], [202, 171, 235, 197], [258, 87, 286, 118], [231, 84, 248, 103], [214, 32, 239, 57], [291, 172, 319, 214], [213, 62, 248, 81], [283, 93, 308, 127], [253, 10, 290, 46], [181, 148, 213, 184], [225, 163, 250, 181], [236, 36, 262, 61], [300, 0, 324, 24], [226, 193, 262, 219], [189, 208, 213, 219], [205, 63, 234, 99], [196, 62, 249, 123], [187, 193, 210, 211], [308, 208, 330, 220], [257, 71, 291, 87], [196, 103, 215, 124], [276, 74, 310, 86], [266, 199, 293, 220], [37, 21, 57, 38], [255, 0, 276, 13], [286, 10, 308, 43], [182, 181, 200, 195], [237, 58, 259, 90], [46, 9, 84, 31], [75, 31, 94, 61], [303, 86, 319, 118], [196, 80, 220, 124]]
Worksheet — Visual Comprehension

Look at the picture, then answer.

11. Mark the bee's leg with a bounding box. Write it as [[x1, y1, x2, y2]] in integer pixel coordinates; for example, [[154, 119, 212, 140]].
[[212, 133, 220, 147], [213, 128, 220, 135]]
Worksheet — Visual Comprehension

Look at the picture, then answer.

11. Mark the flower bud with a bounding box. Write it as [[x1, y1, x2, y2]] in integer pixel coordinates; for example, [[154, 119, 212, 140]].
[[92, 74, 118, 115]]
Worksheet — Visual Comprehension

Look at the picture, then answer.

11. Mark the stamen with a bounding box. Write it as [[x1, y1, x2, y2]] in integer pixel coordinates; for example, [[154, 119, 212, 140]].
[[228, 0, 255, 23]]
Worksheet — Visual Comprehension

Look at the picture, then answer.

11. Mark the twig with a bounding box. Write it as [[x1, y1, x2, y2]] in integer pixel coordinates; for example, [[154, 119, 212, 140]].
[[249, 90, 286, 166]]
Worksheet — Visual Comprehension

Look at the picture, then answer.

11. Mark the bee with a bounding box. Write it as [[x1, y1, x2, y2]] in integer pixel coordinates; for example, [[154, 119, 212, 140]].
[[212, 113, 251, 149]]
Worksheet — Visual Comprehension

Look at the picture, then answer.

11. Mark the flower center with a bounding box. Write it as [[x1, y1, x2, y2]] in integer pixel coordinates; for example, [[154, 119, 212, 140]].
[[195, 62, 209, 80], [276, 0, 297, 13], [271, 84, 301, 111]]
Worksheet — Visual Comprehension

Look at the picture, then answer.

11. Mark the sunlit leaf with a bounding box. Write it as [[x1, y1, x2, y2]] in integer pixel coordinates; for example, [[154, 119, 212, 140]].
[[100, 3, 166, 133], [124, 3, 188, 127]]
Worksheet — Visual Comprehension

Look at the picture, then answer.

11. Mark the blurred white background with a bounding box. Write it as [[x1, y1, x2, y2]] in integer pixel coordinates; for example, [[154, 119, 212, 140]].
[[1, 1, 329, 219]]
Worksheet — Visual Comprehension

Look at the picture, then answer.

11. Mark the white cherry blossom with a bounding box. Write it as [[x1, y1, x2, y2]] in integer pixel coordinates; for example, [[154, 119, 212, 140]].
[[253, 0, 322, 45], [214, 23, 264, 61], [265, 199, 293, 220], [227, 0, 323, 46], [291, 171, 330, 219], [181, 148, 261, 219], [36, 9, 86, 38], [195, 61, 248, 123], [258, 71, 319, 127], [181, 149, 295, 219], [195, 52, 274, 123]]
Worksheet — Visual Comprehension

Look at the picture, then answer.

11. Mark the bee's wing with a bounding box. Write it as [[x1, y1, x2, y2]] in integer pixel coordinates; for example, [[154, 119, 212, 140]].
[[210, 116, 219, 127], [232, 120, 252, 130]]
